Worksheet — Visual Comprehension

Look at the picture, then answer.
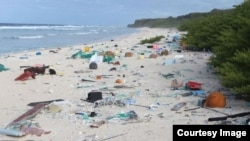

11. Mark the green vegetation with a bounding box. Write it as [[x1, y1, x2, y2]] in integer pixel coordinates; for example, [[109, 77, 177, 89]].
[[179, 1, 250, 98], [128, 1, 250, 99], [127, 9, 233, 28], [139, 35, 165, 44]]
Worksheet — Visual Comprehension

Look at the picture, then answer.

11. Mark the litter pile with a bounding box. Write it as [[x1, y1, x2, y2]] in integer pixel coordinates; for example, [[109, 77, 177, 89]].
[[0, 28, 249, 141]]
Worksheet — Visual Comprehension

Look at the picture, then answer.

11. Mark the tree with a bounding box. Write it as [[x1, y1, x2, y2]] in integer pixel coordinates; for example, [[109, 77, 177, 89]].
[[180, 0, 250, 98], [220, 50, 250, 96]]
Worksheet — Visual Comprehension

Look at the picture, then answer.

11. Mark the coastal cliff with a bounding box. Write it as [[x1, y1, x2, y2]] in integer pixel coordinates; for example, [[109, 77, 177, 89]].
[[127, 9, 232, 28]]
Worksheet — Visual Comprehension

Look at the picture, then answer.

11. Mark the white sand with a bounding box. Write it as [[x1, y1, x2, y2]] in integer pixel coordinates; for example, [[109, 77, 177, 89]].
[[0, 28, 249, 141]]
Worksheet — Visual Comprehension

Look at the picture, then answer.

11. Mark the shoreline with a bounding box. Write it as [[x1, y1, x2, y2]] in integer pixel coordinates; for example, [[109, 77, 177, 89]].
[[0, 26, 140, 57], [0, 27, 249, 141], [0, 27, 168, 59]]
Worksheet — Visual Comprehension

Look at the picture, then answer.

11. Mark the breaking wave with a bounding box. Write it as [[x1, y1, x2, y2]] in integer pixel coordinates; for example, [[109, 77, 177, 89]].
[[10, 35, 44, 39], [0, 24, 138, 55], [0, 25, 104, 31]]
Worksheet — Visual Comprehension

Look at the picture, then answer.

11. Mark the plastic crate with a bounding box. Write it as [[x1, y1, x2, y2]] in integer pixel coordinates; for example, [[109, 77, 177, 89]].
[[186, 81, 201, 90]]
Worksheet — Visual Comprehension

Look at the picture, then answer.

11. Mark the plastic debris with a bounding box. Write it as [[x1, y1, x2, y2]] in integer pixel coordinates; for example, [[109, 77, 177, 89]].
[[171, 102, 186, 111], [0, 128, 25, 137]]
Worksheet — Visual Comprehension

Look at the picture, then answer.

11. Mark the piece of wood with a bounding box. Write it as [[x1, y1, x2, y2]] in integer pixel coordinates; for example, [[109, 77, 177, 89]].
[[27, 99, 64, 106], [184, 107, 200, 111], [208, 111, 250, 121], [131, 104, 149, 108], [7, 103, 47, 126], [81, 79, 96, 82]]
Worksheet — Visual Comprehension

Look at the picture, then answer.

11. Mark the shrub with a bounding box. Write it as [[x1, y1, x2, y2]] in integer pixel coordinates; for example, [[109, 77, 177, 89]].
[[140, 35, 165, 44]]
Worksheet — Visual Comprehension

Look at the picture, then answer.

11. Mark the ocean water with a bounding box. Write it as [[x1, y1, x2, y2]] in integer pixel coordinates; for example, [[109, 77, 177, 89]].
[[0, 24, 138, 55]]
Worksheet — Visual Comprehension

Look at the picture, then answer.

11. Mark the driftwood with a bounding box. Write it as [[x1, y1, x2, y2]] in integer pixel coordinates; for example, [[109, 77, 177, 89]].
[[4, 103, 51, 137], [81, 79, 96, 82], [8, 103, 47, 126], [27, 99, 64, 106], [208, 111, 250, 121], [130, 104, 149, 108], [184, 107, 200, 111]]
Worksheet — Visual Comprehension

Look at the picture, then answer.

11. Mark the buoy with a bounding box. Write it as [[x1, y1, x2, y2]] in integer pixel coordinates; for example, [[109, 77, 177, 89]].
[[203, 91, 226, 108], [115, 79, 123, 84]]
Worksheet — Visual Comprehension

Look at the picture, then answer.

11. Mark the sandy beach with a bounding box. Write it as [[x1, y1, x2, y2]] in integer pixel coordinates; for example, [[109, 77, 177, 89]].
[[0, 28, 249, 141]]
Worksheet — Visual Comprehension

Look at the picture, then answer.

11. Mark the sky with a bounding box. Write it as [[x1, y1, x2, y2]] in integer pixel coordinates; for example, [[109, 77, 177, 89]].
[[0, 0, 245, 26]]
